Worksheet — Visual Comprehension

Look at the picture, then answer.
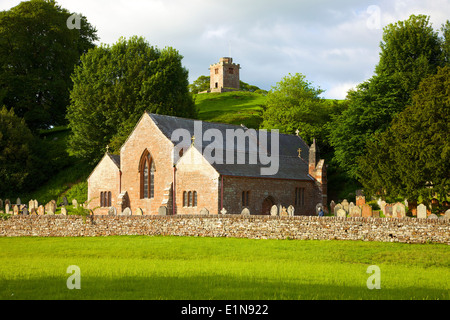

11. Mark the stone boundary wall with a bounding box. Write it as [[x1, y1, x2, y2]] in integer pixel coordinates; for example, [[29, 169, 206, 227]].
[[0, 215, 449, 244]]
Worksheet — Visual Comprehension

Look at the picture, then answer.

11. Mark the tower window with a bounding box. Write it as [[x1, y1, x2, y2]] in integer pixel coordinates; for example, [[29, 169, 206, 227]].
[[228, 68, 234, 74]]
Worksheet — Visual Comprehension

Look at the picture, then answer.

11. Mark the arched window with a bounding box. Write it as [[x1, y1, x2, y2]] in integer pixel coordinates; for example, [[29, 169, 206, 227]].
[[193, 191, 197, 207], [183, 191, 187, 207], [140, 150, 155, 199], [188, 191, 192, 207], [108, 191, 112, 207], [100, 192, 104, 207]]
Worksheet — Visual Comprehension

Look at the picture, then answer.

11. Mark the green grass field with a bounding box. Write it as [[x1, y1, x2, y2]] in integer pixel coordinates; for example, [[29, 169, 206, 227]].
[[0, 236, 448, 300], [195, 91, 266, 129]]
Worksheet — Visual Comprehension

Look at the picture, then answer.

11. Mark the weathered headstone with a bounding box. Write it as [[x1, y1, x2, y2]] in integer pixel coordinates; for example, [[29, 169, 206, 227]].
[[287, 205, 295, 216], [356, 195, 365, 206], [122, 207, 132, 216], [336, 208, 346, 218], [220, 207, 227, 214], [329, 200, 336, 214], [200, 208, 209, 215], [45, 200, 56, 214], [72, 199, 78, 209], [428, 214, 438, 219], [349, 202, 355, 211], [60, 206, 67, 215], [13, 205, 19, 215], [108, 206, 117, 216], [28, 199, 35, 211], [384, 204, 393, 218], [34, 200, 38, 209], [5, 204, 9, 214], [157, 206, 166, 216], [349, 206, 361, 217], [341, 199, 349, 213], [417, 204, 427, 219], [270, 205, 278, 216], [280, 206, 288, 216], [135, 208, 143, 215], [444, 209, 450, 219], [22, 207, 28, 215], [361, 204, 372, 218], [16, 198, 21, 205], [5, 199, 10, 207], [37, 205, 45, 216], [241, 208, 250, 216], [334, 204, 343, 216], [392, 202, 406, 218]]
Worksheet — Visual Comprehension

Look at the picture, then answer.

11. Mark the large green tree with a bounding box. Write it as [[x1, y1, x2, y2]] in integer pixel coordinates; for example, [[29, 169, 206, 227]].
[[260, 73, 332, 143], [357, 66, 450, 202], [67, 36, 197, 163], [0, 106, 34, 195], [330, 14, 447, 179], [0, 0, 98, 131]]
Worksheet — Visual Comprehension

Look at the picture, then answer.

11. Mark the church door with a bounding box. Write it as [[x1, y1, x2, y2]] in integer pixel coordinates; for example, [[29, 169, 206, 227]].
[[261, 197, 274, 215]]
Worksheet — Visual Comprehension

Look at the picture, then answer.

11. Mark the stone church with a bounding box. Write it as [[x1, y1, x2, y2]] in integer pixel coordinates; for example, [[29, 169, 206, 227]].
[[87, 112, 327, 215]]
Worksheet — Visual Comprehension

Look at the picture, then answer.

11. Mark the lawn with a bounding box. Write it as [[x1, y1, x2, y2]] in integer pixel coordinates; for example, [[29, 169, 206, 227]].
[[0, 236, 448, 300]]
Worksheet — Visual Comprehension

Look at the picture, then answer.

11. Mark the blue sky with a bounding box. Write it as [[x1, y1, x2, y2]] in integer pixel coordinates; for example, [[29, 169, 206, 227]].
[[1, 0, 449, 99]]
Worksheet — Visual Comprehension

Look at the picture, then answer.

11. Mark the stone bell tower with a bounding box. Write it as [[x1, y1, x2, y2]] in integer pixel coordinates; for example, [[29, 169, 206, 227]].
[[209, 57, 240, 93]]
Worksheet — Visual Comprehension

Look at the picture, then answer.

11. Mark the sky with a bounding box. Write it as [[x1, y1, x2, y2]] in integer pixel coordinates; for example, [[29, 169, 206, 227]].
[[1, 0, 449, 99]]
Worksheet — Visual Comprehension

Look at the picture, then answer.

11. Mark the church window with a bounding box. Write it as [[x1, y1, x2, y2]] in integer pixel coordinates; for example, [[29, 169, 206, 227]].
[[193, 191, 197, 207], [188, 191, 192, 207], [140, 150, 155, 199], [295, 187, 305, 206], [183, 191, 187, 207], [242, 191, 250, 206], [183, 191, 197, 207]]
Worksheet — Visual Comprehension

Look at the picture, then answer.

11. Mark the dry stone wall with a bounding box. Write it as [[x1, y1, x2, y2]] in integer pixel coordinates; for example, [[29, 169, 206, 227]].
[[0, 215, 449, 244]]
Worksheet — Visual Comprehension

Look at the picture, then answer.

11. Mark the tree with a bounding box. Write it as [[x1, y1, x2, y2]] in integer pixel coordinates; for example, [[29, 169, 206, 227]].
[[442, 20, 450, 65], [357, 66, 450, 202], [260, 73, 329, 142], [330, 14, 446, 179], [189, 75, 210, 94], [67, 36, 197, 163], [0, 106, 34, 195], [0, 0, 98, 131]]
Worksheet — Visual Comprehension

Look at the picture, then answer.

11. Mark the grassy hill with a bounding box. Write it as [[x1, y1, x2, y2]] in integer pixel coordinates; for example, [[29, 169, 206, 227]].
[[195, 91, 266, 129]]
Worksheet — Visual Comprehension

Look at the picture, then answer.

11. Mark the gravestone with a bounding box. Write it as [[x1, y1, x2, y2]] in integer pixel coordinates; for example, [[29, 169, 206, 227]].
[[28, 200, 35, 211], [200, 208, 209, 215], [5, 204, 10, 214], [349, 206, 361, 217], [108, 206, 117, 216], [34, 200, 38, 209], [341, 200, 349, 213], [334, 204, 343, 216], [361, 204, 372, 218], [157, 206, 166, 216], [356, 195, 365, 206], [72, 199, 78, 209], [5, 199, 10, 207], [392, 203, 406, 218], [62, 196, 69, 207], [417, 204, 427, 219], [135, 208, 143, 215], [45, 200, 56, 214], [444, 209, 450, 219], [16, 198, 21, 205], [372, 210, 380, 218], [384, 204, 393, 218], [270, 205, 278, 216], [428, 214, 438, 219], [329, 200, 336, 214], [220, 208, 227, 214], [122, 207, 132, 216], [22, 207, 28, 215], [13, 205, 19, 215], [241, 208, 250, 216], [287, 205, 295, 216], [37, 205, 45, 215], [349, 202, 355, 211], [60, 206, 67, 215], [336, 209, 346, 218], [280, 206, 288, 216]]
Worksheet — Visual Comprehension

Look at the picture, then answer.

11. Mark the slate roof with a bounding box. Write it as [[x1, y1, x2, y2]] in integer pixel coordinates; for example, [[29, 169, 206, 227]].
[[148, 112, 314, 181], [108, 153, 121, 168]]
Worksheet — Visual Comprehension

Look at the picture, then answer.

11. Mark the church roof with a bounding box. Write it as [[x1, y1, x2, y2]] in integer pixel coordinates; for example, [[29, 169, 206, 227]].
[[148, 112, 314, 181]]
